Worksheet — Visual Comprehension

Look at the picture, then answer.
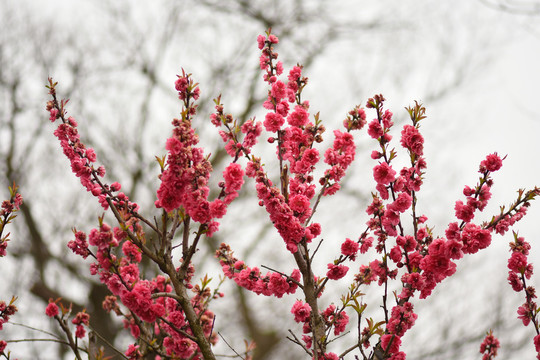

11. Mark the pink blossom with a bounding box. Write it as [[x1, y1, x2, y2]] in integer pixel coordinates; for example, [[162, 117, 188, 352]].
[[400, 124, 424, 155], [274, 101, 288, 117], [480, 153, 503, 172], [341, 238, 359, 258], [533, 334, 540, 353], [445, 239, 464, 260], [75, 325, 86, 338], [45, 302, 59, 317], [257, 34, 266, 49], [241, 119, 262, 147], [371, 150, 382, 159], [67, 230, 90, 259], [389, 352, 406, 360], [391, 192, 412, 213], [401, 272, 424, 292], [367, 119, 383, 139], [125, 344, 141, 360], [289, 194, 310, 215], [373, 162, 396, 185], [445, 222, 461, 241], [333, 311, 349, 335], [263, 112, 285, 132], [389, 246, 402, 263], [223, 163, 244, 193], [49, 108, 59, 122], [301, 148, 320, 168], [302, 335, 312, 349], [267, 273, 290, 298], [396, 235, 417, 253], [119, 264, 140, 285], [508, 252, 528, 274], [275, 61, 284, 76], [454, 200, 475, 222], [319, 353, 339, 360], [122, 241, 142, 263], [291, 300, 311, 323], [381, 334, 401, 354], [271, 81, 287, 101], [382, 109, 393, 128], [288, 66, 302, 82], [85, 148, 97, 162], [517, 303, 532, 326], [306, 222, 321, 239], [326, 263, 349, 280], [287, 105, 309, 127], [72, 311, 90, 326], [360, 237, 373, 254], [480, 331, 500, 360], [461, 223, 491, 254], [508, 272, 523, 292]]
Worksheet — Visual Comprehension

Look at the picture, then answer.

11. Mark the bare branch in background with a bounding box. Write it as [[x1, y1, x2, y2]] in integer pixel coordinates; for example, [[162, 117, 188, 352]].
[[479, 0, 540, 15]]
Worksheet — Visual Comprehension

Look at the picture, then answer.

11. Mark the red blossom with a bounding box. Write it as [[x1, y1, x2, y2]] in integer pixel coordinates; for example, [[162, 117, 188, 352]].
[[533, 334, 540, 353], [381, 334, 401, 355], [341, 238, 359, 258], [480, 153, 503, 172], [400, 124, 424, 156], [45, 302, 59, 318], [326, 263, 349, 280], [373, 162, 396, 185], [291, 300, 311, 323]]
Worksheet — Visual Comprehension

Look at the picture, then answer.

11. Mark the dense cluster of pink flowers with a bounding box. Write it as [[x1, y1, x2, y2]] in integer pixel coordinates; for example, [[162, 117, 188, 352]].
[[217, 243, 300, 297], [46, 77, 224, 359], [0, 299, 17, 334], [505, 232, 540, 358], [0, 184, 22, 257], [36, 30, 540, 360], [480, 330, 500, 360], [155, 72, 246, 237]]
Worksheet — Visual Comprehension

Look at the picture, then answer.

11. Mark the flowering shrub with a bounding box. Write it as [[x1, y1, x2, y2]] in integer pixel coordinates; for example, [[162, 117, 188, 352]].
[[1, 30, 539, 360]]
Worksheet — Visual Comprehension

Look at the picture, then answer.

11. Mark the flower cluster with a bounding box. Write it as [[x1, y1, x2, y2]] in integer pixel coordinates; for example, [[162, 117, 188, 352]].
[[0, 297, 17, 331], [506, 232, 539, 358], [321, 304, 349, 336], [216, 243, 300, 297], [72, 310, 90, 338], [211, 96, 263, 158], [47, 79, 137, 217], [0, 184, 23, 257], [480, 330, 500, 360], [155, 72, 245, 237], [345, 96, 538, 358], [45, 301, 59, 318], [48, 69, 227, 359], [40, 29, 540, 360]]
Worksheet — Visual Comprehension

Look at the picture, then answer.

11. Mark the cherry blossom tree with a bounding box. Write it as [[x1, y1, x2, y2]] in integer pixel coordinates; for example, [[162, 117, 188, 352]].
[[1, 1, 539, 359], [2, 29, 533, 360]]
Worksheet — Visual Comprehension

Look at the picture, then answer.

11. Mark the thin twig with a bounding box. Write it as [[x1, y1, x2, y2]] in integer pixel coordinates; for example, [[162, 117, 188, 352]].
[[87, 327, 129, 359], [218, 332, 245, 360], [9, 321, 62, 339], [286, 329, 313, 356], [309, 238, 324, 266]]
